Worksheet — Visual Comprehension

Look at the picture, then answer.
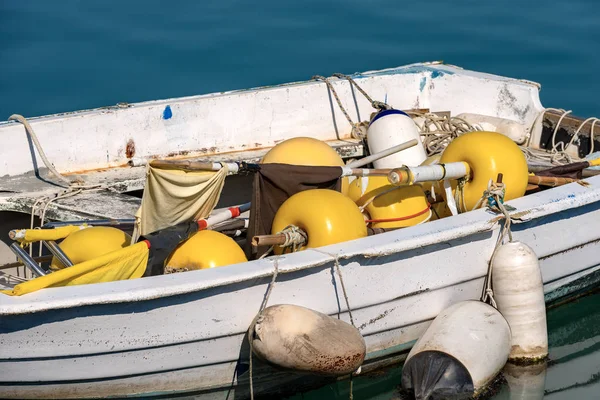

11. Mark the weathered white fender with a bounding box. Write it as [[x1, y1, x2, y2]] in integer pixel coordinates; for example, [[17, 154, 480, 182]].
[[367, 109, 427, 168], [492, 241, 548, 362], [401, 300, 511, 399], [249, 304, 365, 376]]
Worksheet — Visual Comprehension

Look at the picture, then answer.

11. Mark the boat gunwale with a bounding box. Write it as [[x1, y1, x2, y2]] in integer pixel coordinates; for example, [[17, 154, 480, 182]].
[[0, 61, 541, 128], [1, 174, 598, 315]]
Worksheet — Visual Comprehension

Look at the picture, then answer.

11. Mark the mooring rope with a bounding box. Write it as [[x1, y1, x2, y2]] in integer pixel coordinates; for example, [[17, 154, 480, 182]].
[[9, 114, 73, 187], [249, 256, 280, 400], [311, 249, 358, 400], [10, 114, 123, 242], [312, 74, 389, 140], [331, 73, 391, 112], [479, 180, 513, 308]]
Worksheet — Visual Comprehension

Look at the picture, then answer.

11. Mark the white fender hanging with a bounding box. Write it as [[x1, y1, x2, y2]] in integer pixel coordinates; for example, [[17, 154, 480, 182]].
[[492, 241, 548, 362], [366, 109, 427, 168], [249, 304, 366, 376], [401, 300, 511, 399]]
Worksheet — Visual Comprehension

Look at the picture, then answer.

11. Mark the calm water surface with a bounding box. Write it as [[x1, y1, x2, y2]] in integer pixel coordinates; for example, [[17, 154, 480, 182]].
[[1, 1, 599, 399]]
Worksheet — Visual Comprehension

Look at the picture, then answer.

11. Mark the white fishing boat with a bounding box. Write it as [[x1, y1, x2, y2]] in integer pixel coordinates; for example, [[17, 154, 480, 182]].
[[1, 61, 600, 399]]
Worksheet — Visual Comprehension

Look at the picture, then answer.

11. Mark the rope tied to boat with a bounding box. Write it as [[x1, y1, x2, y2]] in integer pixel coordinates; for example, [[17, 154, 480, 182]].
[[480, 179, 514, 308], [312, 74, 388, 140], [9, 114, 122, 257], [249, 256, 280, 400], [258, 224, 308, 259], [312, 249, 359, 400]]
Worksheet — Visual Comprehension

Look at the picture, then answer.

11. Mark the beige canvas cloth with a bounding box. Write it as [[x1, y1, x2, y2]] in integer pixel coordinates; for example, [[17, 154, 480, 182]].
[[133, 164, 227, 240]]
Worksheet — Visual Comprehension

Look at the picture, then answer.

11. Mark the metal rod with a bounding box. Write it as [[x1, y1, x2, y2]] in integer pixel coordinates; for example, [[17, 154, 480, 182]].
[[149, 160, 243, 173], [346, 139, 419, 168], [387, 162, 470, 186], [340, 167, 393, 177], [43, 241, 74, 267], [0, 255, 52, 271], [9, 243, 46, 277], [43, 219, 136, 228]]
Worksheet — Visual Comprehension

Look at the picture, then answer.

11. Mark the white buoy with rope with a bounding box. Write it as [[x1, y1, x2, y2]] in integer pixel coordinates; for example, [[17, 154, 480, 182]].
[[401, 174, 548, 398]]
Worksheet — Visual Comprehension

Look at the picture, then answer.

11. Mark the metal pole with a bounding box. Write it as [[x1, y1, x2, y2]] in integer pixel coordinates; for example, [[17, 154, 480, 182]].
[[387, 162, 470, 186], [9, 243, 46, 277], [43, 219, 135, 228], [43, 241, 74, 267], [346, 139, 418, 168]]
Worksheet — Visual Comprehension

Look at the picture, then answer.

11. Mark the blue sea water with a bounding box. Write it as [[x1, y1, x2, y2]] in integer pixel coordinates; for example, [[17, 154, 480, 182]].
[[1, 1, 599, 399], [1, 0, 599, 120]]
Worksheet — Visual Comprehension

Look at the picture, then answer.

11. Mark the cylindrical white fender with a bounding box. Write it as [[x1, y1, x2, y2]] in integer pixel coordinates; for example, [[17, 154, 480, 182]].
[[401, 301, 511, 398], [367, 109, 427, 168], [455, 113, 529, 144], [492, 241, 548, 362]]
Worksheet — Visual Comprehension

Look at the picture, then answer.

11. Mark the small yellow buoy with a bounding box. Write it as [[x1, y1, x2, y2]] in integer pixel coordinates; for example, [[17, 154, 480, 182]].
[[347, 176, 431, 229], [165, 230, 247, 271], [271, 189, 367, 254], [51, 227, 131, 270], [440, 131, 528, 212], [261, 137, 349, 194]]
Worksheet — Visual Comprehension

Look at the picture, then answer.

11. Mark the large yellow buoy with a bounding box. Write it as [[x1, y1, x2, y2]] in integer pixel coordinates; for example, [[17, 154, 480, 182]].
[[165, 230, 247, 271], [51, 227, 131, 270], [347, 176, 431, 229], [440, 131, 528, 212], [271, 189, 367, 254], [261, 137, 345, 166], [261, 137, 349, 194]]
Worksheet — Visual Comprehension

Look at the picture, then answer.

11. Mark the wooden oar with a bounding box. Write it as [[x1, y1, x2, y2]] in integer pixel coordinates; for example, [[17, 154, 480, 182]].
[[527, 175, 579, 187]]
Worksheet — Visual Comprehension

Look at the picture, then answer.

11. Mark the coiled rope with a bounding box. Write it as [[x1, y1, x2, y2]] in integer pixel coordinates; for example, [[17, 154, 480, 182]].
[[523, 108, 600, 165], [407, 111, 479, 156]]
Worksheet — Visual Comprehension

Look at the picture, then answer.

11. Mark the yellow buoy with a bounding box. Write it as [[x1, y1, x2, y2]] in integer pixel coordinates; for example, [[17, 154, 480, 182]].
[[261, 137, 345, 166], [165, 230, 247, 271], [271, 189, 367, 254], [261, 137, 349, 194], [440, 131, 528, 212], [51, 227, 131, 270], [347, 176, 431, 229]]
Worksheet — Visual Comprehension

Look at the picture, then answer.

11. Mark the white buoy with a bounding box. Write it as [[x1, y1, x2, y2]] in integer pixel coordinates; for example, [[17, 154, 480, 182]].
[[401, 301, 511, 399], [366, 109, 427, 168], [492, 241, 548, 362], [249, 304, 366, 376]]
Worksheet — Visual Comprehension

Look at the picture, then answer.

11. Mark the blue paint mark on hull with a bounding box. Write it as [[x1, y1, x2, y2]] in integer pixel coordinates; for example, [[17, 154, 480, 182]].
[[163, 105, 172, 120], [419, 77, 427, 92]]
